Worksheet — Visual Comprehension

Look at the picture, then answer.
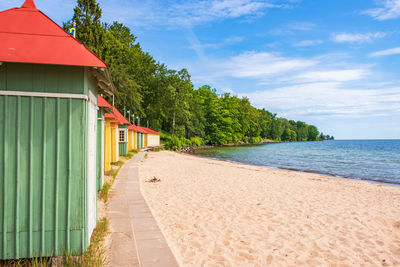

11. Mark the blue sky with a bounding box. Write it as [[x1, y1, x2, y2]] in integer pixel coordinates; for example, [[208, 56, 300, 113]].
[[2, 0, 400, 139]]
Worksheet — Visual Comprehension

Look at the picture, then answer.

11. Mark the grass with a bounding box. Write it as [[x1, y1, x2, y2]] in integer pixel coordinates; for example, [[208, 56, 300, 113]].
[[0, 256, 52, 267], [60, 217, 109, 267], [99, 166, 121, 202]]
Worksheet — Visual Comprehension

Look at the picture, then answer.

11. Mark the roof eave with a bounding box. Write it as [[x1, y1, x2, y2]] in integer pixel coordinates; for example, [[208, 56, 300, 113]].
[[91, 67, 115, 95]]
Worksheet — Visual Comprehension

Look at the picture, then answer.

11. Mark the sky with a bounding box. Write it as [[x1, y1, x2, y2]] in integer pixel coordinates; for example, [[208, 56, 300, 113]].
[[2, 0, 400, 139]]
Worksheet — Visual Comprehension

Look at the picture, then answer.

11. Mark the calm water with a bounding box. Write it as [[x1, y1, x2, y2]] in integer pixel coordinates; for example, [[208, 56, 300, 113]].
[[194, 140, 400, 185]]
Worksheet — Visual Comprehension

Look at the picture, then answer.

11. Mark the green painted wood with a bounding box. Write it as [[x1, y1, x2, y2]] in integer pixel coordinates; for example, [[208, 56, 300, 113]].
[[0, 64, 6, 90], [118, 142, 128, 156], [0, 95, 89, 259], [1, 63, 84, 94], [118, 125, 129, 155]]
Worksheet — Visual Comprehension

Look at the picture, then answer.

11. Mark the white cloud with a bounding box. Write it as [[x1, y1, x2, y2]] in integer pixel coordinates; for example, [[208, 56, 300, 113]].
[[243, 83, 400, 119], [286, 22, 315, 31], [183, 48, 398, 121], [293, 40, 323, 47], [221, 51, 317, 78], [369, 47, 400, 57], [331, 32, 386, 43], [295, 69, 369, 82], [364, 0, 400, 20], [190, 36, 245, 50], [100, 0, 296, 28], [269, 21, 314, 35]]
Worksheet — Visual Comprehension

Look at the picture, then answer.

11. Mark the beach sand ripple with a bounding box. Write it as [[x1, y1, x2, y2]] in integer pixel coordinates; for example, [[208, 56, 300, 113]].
[[139, 151, 400, 266]]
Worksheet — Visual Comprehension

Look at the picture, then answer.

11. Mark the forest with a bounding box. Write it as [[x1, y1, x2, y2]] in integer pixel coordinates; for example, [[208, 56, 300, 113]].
[[64, 0, 334, 147]]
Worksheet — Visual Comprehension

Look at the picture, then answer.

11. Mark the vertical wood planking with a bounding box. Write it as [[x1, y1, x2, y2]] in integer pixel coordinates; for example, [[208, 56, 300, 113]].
[[15, 96, 20, 258], [82, 102, 87, 252], [2, 96, 7, 258], [28, 97, 34, 257], [66, 98, 71, 251], [41, 97, 46, 255], [54, 98, 59, 254]]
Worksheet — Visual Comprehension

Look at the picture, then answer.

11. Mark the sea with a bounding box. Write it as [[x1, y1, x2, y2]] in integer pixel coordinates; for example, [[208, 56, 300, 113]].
[[193, 140, 400, 185]]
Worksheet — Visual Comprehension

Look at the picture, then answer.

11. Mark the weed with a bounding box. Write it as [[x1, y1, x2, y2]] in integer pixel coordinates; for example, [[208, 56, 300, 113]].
[[0, 255, 52, 267]]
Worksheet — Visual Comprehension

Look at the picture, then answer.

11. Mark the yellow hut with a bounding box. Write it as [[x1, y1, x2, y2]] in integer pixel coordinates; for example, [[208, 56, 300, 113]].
[[104, 105, 131, 167], [143, 127, 161, 147], [99, 95, 115, 173], [128, 124, 138, 151]]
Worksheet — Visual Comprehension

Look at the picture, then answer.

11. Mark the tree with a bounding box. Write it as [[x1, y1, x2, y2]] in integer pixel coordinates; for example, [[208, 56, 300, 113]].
[[68, 0, 105, 57], [307, 125, 319, 141]]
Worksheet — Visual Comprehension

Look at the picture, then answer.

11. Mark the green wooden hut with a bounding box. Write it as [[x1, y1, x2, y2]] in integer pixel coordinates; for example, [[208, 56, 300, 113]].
[[0, 0, 114, 259]]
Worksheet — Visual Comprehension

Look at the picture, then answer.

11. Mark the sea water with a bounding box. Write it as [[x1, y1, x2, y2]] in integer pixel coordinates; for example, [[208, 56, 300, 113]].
[[194, 140, 400, 185]]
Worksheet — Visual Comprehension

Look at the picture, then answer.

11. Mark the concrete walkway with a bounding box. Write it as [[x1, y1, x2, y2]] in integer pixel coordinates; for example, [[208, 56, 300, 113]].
[[107, 152, 179, 267]]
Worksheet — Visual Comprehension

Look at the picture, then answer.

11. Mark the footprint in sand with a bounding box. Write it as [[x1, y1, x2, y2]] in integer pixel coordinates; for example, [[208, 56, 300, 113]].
[[266, 254, 273, 264]]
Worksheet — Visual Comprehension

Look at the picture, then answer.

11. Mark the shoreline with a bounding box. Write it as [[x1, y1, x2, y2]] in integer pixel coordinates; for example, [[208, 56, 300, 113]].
[[179, 139, 278, 153], [186, 152, 400, 188], [139, 151, 400, 266]]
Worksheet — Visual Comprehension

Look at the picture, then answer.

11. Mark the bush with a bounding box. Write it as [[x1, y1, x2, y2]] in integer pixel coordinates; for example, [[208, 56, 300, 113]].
[[161, 133, 172, 143], [249, 136, 262, 143], [165, 136, 182, 151], [190, 137, 203, 147], [180, 137, 191, 147]]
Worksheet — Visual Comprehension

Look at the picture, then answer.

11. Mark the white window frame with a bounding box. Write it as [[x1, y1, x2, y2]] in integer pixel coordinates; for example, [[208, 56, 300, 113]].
[[119, 128, 127, 143]]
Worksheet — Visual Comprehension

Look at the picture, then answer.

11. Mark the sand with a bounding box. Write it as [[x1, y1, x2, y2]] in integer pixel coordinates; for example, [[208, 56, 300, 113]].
[[139, 151, 400, 266]]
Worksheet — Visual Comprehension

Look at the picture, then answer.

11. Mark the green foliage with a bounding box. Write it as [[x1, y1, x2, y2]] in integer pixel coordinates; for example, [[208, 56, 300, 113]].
[[249, 136, 262, 143], [164, 136, 182, 151], [65, 0, 333, 147], [319, 132, 335, 140], [190, 137, 203, 146]]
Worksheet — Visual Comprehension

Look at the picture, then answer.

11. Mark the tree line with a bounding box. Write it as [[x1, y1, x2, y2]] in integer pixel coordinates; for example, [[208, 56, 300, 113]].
[[64, 0, 334, 146]]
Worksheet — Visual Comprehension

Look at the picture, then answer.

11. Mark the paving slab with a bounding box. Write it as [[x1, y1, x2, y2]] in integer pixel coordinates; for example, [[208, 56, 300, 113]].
[[106, 151, 179, 267]]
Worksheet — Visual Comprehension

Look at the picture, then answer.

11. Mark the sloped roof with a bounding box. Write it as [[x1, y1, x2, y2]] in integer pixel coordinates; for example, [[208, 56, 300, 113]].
[[97, 95, 113, 114], [0, 0, 107, 68], [105, 113, 116, 120], [110, 106, 130, 125], [98, 95, 112, 108], [142, 127, 160, 135], [128, 124, 138, 131]]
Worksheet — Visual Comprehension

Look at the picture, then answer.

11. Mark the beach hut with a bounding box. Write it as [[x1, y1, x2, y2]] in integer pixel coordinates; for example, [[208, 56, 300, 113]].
[[109, 116, 120, 163], [143, 128, 161, 147], [104, 112, 116, 172], [136, 126, 147, 149], [0, 0, 114, 259], [128, 124, 138, 151], [97, 95, 113, 189], [110, 107, 130, 156]]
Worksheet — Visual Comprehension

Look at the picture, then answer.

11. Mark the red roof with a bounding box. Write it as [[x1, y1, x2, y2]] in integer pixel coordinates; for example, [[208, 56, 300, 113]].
[[112, 106, 130, 125], [142, 127, 160, 135], [128, 124, 136, 131], [98, 95, 112, 108], [105, 113, 116, 119], [0, 0, 106, 67], [132, 125, 145, 133]]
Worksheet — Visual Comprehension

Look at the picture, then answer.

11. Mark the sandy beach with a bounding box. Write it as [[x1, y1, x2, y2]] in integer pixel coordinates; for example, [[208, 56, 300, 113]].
[[139, 151, 400, 266]]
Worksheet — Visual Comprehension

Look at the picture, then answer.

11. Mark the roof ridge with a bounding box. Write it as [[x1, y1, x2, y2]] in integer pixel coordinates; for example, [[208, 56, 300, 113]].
[[21, 0, 37, 9]]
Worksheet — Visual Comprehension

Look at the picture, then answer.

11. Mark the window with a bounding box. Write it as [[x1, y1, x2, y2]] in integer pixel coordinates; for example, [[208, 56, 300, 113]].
[[119, 129, 127, 143]]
